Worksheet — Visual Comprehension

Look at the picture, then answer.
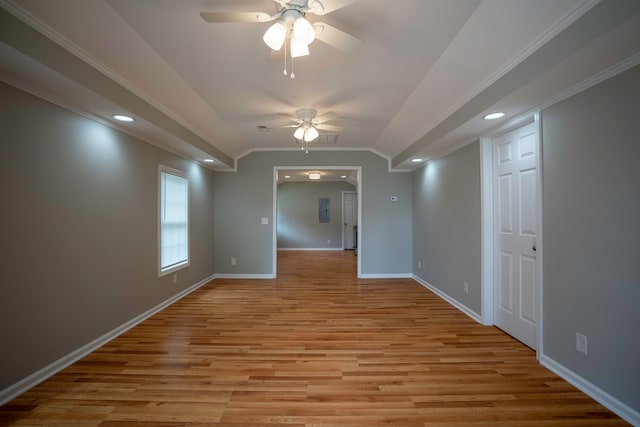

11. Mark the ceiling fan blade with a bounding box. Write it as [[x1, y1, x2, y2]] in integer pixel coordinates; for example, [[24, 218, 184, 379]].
[[308, 0, 356, 16], [271, 115, 302, 127], [313, 22, 361, 53], [200, 12, 274, 23], [314, 111, 338, 123], [316, 124, 343, 132]]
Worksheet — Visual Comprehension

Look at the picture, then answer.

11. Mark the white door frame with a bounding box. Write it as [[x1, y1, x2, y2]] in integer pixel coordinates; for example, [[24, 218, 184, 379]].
[[480, 113, 544, 357], [273, 166, 362, 278]]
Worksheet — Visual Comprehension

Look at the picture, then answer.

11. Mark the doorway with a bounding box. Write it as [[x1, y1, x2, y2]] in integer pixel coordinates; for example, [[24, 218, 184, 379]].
[[273, 166, 362, 278], [342, 191, 357, 250]]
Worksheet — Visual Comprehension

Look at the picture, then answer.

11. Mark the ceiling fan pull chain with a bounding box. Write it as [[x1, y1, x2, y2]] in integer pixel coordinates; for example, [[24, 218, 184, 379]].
[[289, 26, 295, 79], [283, 37, 288, 76], [290, 54, 295, 79]]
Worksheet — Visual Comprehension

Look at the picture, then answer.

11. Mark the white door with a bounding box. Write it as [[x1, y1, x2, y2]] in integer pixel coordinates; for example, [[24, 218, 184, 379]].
[[343, 192, 357, 249], [493, 122, 538, 349]]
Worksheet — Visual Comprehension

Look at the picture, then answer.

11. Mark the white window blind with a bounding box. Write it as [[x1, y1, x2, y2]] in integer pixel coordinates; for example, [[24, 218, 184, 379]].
[[159, 167, 189, 274]]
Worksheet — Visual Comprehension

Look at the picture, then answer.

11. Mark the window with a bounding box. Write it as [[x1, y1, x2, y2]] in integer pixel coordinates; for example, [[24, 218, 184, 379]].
[[159, 166, 189, 276]]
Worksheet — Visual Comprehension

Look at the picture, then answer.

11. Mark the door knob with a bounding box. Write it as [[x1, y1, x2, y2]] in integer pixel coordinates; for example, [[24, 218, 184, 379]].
[[532, 243, 537, 251]]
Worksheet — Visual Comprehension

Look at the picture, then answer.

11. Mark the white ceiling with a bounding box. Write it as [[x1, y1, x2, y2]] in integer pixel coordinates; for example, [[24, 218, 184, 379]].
[[1, 0, 639, 171]]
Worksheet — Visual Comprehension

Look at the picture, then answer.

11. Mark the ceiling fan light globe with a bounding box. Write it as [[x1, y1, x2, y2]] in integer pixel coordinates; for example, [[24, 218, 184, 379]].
[[293, 126, 305, 140], [304, 126, 319, 142], [263, 21, 286, 50], [290, 37, 310, 58], [293, 17, 315, 45]]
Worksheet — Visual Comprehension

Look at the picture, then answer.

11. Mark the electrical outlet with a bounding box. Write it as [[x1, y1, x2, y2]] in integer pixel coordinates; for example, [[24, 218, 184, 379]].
[[231, 258, 237, 266], [172, 274, 178, 285], [463, 281, 469, 294], [576, 332, 587, 355], [417, 260, 422, 269]]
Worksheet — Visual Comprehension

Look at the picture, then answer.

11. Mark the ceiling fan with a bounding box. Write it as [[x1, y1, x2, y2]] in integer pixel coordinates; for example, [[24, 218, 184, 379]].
[[200, 0, 361, 76], [276, 108, 342, 151]]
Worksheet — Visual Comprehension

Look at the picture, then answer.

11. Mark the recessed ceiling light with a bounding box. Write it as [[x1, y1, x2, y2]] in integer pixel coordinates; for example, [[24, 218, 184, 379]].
[[308, 173, 321, 180], [112, 114, 134, 122], [483, 112, 505, 120], [341, 175, 347, 179], [284, 175, 291, 179], [411, 158, 424, 163], [203, 159, 214, 163]]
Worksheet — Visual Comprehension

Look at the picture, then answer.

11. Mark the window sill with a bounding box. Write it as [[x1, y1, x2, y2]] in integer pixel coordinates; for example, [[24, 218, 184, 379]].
[[159, 261, 190, 278]]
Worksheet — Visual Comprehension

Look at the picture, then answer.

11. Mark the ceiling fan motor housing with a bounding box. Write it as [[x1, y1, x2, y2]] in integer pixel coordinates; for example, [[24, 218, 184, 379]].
[[296, 108, 317, 123], [281, 7, 304, 25]]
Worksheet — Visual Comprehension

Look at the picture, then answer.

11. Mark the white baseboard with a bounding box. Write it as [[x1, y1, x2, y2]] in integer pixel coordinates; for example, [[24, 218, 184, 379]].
[[0, 273, 215, 406], [358, 273, 413, 279], [214, 274, 275, 279], [539, 354, 640, 426], [278, 248, 344, 251], [412, 275, 482, 324]]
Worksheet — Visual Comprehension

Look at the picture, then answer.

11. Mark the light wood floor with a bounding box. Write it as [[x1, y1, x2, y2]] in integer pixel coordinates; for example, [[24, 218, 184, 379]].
[[0, 251, 628, 426]]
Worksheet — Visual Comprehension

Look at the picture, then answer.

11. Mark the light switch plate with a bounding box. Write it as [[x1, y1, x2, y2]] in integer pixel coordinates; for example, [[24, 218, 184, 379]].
[[261, 217, 269, 225], [576, 332, 587, 355]]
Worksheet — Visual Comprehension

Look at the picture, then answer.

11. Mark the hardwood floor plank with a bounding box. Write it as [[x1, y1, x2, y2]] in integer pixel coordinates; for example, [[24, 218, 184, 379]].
[[0, 251, 629, 425]]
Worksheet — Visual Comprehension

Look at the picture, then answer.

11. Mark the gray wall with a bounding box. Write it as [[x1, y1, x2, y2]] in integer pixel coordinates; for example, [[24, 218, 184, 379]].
[[541, 65, 640, 411], [411, 142, 482, 314], [214, 150, 412, 276], [277, 181, 356, 249], [0, 83, 215, 391], [4, 59, 636, 418]]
